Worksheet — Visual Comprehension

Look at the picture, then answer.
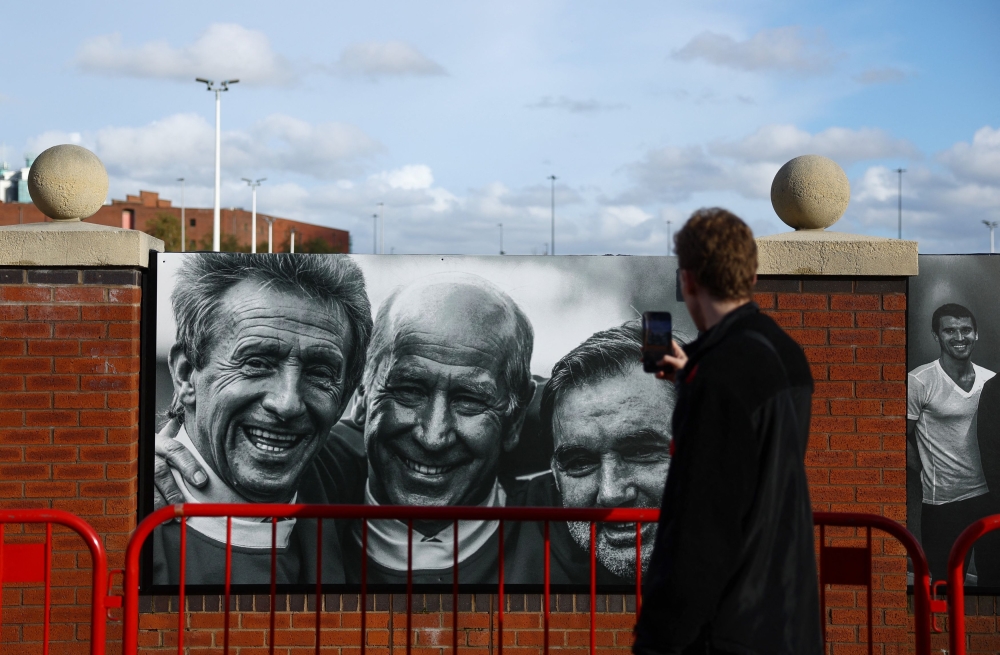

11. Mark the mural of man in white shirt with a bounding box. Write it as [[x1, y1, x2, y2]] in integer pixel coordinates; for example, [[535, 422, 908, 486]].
[[908, 303, 995, 581]]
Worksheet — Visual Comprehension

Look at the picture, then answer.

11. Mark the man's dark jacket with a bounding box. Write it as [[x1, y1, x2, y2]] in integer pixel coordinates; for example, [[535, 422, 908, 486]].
[[633, 303, 822, 655]]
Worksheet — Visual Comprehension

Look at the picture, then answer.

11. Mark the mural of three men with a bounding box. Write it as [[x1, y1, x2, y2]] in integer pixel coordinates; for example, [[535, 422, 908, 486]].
[[147, 253, 692, 590]]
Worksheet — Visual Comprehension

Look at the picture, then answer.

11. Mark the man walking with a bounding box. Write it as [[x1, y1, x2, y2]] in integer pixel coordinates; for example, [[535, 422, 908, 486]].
[[633, 209, 821, 655], [908, 304, 995, 582]]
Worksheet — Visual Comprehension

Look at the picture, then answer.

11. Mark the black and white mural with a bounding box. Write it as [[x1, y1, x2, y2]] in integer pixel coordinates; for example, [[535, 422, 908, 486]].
[[908, 255, 1000, 589], [143, 253, 690, 591]]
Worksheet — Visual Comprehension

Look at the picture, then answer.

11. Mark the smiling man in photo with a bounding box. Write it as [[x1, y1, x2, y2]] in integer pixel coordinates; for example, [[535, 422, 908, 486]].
[[319, 273, 537, 583], [908, 303, 996, 581], [152, 253, 372, 585]]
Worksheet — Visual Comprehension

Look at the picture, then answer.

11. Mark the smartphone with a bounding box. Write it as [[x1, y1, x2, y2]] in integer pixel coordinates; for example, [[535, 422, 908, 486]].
[[642, 311, 674, 374]]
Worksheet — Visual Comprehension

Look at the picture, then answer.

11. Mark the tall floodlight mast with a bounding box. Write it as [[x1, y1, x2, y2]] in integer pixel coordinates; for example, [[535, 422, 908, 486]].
[[242, 177, 266, 253], [895, 168, 907, 240], [548, 175, 557, 255], [984, 221, 999, 254], [196, 78, 239, 251], [262, 216, 276, 254], [177, 178, 185, 252]]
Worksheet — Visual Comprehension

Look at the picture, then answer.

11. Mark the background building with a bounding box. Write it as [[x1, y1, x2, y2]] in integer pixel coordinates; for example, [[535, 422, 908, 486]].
[[0, 188, 349, 253]]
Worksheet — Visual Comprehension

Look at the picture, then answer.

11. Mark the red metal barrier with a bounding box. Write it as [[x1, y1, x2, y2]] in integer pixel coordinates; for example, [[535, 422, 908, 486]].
[[123, 503, 656, 655], [0, 509, 110, 655], [122, 506, 930, 655], [946, 514, 1000, 655], [813, 512, 932, 655]]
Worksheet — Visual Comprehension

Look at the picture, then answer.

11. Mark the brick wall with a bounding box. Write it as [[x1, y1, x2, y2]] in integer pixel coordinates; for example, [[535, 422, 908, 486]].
[[0, 268, 142, 655], [2, 268, 994, 654]]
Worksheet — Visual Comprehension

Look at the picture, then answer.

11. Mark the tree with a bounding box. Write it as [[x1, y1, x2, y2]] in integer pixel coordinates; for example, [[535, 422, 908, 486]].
[[144, 213, 181, 252]]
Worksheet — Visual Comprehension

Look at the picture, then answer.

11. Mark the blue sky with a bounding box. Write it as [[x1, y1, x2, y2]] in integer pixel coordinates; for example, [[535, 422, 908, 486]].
[[2, 0, 998, 254]]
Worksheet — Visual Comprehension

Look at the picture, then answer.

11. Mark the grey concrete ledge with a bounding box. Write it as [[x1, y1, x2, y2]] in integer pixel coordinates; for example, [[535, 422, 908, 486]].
[[756, 230, 918, 276], [0, 222, 164, 268]]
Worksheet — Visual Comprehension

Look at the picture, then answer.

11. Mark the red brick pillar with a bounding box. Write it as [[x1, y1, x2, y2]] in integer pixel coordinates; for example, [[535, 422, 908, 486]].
[[0, 219, 160, 655]]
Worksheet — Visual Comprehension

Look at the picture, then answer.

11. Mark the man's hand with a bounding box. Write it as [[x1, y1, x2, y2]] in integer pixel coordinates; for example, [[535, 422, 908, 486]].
[[153, 418, 208, 511], [655, 340, 689, 382]]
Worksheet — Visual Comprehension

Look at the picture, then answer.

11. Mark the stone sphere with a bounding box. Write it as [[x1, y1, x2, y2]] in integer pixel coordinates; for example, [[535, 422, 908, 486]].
[[27, 145, 109, 222], [770, 155, 850, 230]]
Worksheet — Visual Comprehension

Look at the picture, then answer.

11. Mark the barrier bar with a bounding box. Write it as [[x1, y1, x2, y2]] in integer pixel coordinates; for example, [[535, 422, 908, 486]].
[[315, 518, 323, 655], [498, 519, 505, 655], [589, 521, 596, 655], [406, 519, 413, 655], [177, 518, 187, 654], [269, 517, 277, 655], [1, 508, 109, 655], [544, 520, 550, 655], [224, 517, 232, 655], [635, 522, 642, 615], [813, 511, 931, 655], [43, 523, 52, 655], [453, 520, 459, 655], [947, 515, 1000, 655]]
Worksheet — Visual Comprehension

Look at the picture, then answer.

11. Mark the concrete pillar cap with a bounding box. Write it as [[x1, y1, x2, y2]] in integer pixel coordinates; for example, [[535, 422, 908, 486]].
[[27, 144, 109, 222]]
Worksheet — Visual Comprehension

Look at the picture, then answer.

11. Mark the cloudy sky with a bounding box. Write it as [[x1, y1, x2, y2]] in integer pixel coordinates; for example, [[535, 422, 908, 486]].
[[2, 1, 998, 254]]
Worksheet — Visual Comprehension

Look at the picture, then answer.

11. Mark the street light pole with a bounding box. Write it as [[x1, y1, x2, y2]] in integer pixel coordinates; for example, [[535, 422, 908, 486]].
[[242, 177, 266, 253], [262, 216, 275, 254], [196, 78, 239, 251], [498, 223, 504, 255], [667, 220, 672, 255], [377, 202, 385, 254], [548, 175, 557, 255], [177, 178, 185, 253], [895, 168, 906, 240], [984, 221, 998, 254]]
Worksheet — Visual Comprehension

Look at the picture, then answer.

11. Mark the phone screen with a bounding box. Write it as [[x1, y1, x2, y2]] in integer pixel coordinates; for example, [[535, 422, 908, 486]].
[[642, 312, 673, 373]]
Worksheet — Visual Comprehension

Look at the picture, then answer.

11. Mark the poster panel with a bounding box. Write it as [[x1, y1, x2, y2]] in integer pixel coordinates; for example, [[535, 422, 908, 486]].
[[908, 255, 1000, 591], [143, 253, 689, 592]]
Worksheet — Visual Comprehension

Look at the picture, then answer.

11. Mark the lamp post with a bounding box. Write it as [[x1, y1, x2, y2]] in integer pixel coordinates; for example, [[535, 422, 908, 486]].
[[498, 223, 504, 255], [377, 202, 385, 254], [262, 216, 275, 254], [242, 177, 266, 253], [177, 178, 185, 252], [666, 220, 672, 255], [196, 78, 239, 251], [984, 221, 998, 254], [548, 175, 557, 255], [895, 168, 906, 240]]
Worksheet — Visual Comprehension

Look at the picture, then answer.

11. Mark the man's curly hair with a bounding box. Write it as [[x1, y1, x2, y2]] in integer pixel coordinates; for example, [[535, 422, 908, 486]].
[[674, 208, 757, 300]]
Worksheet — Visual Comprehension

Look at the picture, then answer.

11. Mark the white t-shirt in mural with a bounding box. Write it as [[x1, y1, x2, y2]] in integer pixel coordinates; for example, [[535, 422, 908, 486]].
[[908, 360, 995, 505]]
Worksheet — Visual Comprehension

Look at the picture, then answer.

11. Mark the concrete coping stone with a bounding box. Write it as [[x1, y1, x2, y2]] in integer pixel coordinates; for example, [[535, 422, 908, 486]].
[[0, 221, 164, 268], [756, 230, 918, 276]]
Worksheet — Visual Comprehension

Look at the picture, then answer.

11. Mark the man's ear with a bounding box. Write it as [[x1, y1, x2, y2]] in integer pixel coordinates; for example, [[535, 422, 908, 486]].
[[931, 331, 941, 346], [351, 384, 368, 426], [502, 378, 537, 453], [168, 343, 197, 408], [680, 269, 698, 298]]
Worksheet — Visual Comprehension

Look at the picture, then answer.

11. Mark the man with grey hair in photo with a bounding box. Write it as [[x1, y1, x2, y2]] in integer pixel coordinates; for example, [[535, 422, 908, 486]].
[[311, 272, 540, 584], [151, 253, 372, 585]]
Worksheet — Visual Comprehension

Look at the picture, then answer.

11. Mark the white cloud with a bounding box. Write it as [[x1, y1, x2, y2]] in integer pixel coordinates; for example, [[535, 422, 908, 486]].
[[526, 96, 628, 113], [75, 24, 296, 86], [712, 124, 919, 164], [842, 129, 1000, 252], [938, 126, 1000, 185], [333, 41, 446, 78], [620, 124, 919, 205], [672, 26, 836, 74], [369, 165, 435, 190], [854, 67, 909, 85], [44, 112, 382, 183]]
